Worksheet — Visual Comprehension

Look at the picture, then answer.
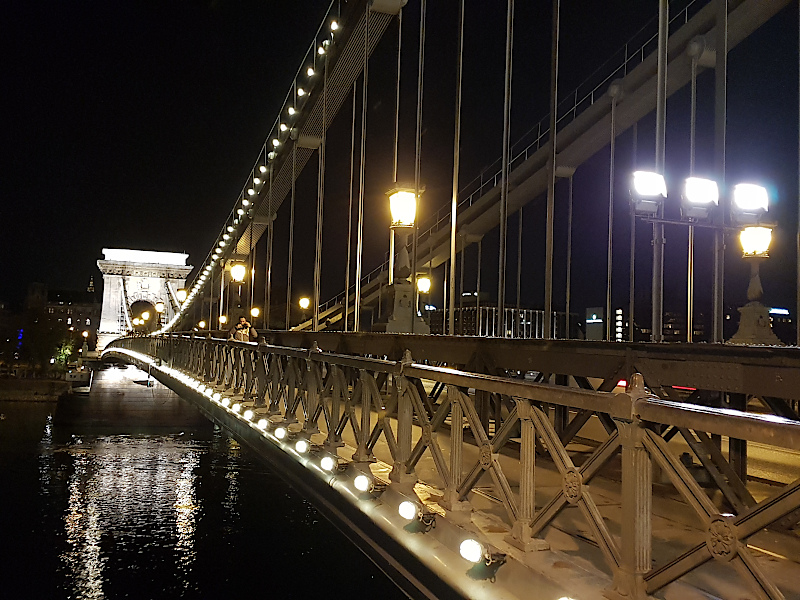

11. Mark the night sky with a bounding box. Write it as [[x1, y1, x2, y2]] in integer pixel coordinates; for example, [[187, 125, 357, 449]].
[[2, 0, 798, 329]]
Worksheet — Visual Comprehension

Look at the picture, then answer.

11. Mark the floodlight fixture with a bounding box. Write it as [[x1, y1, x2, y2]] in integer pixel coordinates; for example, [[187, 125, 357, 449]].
[[353, 474, 372, 493], [459, 539, 485, 563], [681, 177, 719, 220], [630, 171, 667, 215], [732, 183, 769, 224], [398, 501, 419, 521]]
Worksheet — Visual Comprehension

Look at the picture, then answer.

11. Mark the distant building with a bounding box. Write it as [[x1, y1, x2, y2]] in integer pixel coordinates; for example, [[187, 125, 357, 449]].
[[26, 279, 102, 348]]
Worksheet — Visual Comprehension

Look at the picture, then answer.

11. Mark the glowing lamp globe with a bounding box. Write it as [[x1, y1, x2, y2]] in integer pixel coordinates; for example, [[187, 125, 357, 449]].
[[416, 277, 431, 294], [230, 263, 247, 283], [299, 297, 311, 310], [739, 226, 772, 257], [459, 539, 485, 563], [389, 189, 417, 228], [250, 307, 260, 318], [398, 501, 418, 521], [176, 289, 188, 303], [353, 474, 371, 492]]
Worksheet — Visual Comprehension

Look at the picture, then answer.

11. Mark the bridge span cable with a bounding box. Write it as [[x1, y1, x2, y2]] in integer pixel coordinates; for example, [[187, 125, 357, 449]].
[[286, 145, 296, 330], [313, 51, 329, 332], [354, 4, 370, 332], [497, 0, 514, 338], [344, 82, 357, 332], [448, 0, 464, 336], [411, 0, 427, 334]]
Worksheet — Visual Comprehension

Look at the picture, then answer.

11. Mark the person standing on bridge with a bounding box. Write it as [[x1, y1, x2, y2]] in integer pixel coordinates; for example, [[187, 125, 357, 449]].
[[229, 316, 257, 342]]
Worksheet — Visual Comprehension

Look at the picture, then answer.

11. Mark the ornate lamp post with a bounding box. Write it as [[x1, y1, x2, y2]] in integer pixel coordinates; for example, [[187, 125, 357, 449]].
[[728, 226, 783, 345], [385, 187, 429, 334]]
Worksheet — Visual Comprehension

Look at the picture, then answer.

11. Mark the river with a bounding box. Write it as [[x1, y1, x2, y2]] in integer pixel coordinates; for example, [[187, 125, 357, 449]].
[[0, 364, 407, 599]]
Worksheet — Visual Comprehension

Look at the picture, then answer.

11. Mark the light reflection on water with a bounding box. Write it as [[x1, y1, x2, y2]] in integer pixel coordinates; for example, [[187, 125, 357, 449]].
[[1, 384, 406, 599], [53, 436, 203, 598]]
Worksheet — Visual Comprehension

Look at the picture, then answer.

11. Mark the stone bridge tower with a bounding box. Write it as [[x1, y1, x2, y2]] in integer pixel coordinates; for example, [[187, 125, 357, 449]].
[[97, 248, 193, 351]]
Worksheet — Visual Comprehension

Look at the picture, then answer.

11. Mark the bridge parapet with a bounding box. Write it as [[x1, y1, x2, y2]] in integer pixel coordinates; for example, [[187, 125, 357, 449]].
[[104, 334, 800, 599]]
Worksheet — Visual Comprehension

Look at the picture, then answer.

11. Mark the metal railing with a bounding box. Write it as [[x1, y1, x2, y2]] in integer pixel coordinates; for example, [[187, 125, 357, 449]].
[[107, 331, 800, 599]]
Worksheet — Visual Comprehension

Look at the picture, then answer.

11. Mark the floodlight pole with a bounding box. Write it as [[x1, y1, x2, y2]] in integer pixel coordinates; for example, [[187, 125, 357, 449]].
[[651, 0, 668, 343], [712, 0, 728, 343], [543, 0, 560, 339], [688, 56, 698, 343]]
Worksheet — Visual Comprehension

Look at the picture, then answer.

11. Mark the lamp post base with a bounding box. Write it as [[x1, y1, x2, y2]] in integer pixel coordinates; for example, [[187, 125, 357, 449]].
[[385, 281, 430, 334], [727, 302, 784, 346]]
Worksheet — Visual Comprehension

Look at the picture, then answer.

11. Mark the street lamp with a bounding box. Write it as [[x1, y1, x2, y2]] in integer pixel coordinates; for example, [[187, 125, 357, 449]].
[[387, 186, 418, 285], [299, 297, 311, 310], [198, 320, 207, 329], [219, 315, 228, 325], [250, 307, 260, 318], [230, 263, 247, 283], [176, 289, 187, 303], [729, 225, 782, 345], [155, 302, 165, 314], [417, 276, 431, 294]]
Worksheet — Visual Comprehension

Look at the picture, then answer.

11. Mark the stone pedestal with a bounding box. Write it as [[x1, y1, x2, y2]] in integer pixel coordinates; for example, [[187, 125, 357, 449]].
[[727, 302, 784, 346], [385, 281, 430, 334]]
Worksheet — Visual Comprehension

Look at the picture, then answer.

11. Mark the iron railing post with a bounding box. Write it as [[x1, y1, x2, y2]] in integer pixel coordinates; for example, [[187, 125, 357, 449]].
[[613, 374, 651, 599]]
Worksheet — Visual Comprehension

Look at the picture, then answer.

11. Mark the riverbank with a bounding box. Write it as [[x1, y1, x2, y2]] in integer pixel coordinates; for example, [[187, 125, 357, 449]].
[[0, 378, 71, 402]]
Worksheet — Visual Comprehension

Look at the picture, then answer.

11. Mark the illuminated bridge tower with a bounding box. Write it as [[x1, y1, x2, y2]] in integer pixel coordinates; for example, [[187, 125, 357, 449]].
[[96, 248, 193, 351]]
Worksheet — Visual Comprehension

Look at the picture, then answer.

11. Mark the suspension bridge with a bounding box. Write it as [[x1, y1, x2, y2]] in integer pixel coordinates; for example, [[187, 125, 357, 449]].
[[99, 1, 800, 598]]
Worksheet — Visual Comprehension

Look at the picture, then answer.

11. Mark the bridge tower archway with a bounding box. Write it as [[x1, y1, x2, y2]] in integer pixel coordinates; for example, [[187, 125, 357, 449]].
[[96, 248, 193, 351]]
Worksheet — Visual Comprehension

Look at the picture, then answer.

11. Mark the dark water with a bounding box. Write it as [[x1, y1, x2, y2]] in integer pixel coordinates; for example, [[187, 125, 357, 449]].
[[0, 374, 407, 599]]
